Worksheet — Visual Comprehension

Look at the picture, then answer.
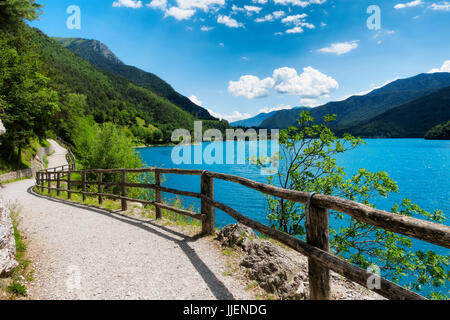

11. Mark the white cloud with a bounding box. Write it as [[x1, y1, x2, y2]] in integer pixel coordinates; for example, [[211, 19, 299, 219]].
[[274, 0, 326, 7], [113, 0, 143, 8], [281, 14, 314, 33], [228, 75, 275, 99], [200, 25, 214, 31], [244, 5, 262, 14], [318, 40, 359, 55], [428, 60, 450, 73], [255, 14, 274, 22], [252, 0, 268, 3], [189, 95, 203, 106], [147, 0, 166, 10], [231, 4, 245, 12], [299, 98, 320, 107], [255, 10, 285, 23], [229, 67, 338, 100], [258, 104, 292, 114], [394, 0, 423, 9], [217, 15, 244, 28], [164, 7, 195, 20], [281, 14, 308, 25], [272, 66, 338, 97], [273, 10, 286, 19], [207, 109, 252, 122], [286, 26, 304, 33], [176, 0, 225, 11], [429, 1, 450, 10]]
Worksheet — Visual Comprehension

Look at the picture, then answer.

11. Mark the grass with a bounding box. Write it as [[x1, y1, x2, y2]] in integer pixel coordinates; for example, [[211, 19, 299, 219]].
[[0, 176, 30, 185], [33, 182, 202, 231], [1, 202, 33, 299]]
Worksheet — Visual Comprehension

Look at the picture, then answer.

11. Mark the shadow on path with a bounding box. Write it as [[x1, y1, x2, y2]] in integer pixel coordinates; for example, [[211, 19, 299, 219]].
[[27, 186, 235, 300]]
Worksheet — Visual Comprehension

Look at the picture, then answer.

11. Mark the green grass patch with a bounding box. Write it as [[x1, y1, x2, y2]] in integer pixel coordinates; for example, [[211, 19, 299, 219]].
[[0, 176, 30, 185], [6, 282, 27, 296]]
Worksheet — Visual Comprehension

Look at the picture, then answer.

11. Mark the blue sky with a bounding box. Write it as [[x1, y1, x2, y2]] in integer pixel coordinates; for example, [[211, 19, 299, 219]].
[[30, 0, 450, 122]]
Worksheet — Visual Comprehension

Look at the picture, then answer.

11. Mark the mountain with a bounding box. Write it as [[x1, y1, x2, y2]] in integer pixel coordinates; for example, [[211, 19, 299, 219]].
[[337, 86, 450, 138], [53, 37, 215, 120], [230, 110, 279, 128], [260, 73, 450, 129], [230, 107, 311, 127], [31, 28, 198, 139]]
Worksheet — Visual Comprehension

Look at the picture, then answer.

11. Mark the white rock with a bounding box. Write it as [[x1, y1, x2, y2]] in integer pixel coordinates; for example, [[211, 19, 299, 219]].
[[0, 199, 18, 276], [0, 119, 5, 136]]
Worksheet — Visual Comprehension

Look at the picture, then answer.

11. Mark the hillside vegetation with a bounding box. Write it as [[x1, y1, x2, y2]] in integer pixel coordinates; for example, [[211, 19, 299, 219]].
[[425, 121, 450, 140], [336, 86, 450, 138], [54, 37, 214, 120]]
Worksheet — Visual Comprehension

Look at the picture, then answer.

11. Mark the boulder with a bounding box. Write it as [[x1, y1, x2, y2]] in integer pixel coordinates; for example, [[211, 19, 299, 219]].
[[0, 200, 18, 276], [241, 240, 308, 299], [216, 223, 256, 251], [217, 223, 307, 299], [0, 119, 5, 136]]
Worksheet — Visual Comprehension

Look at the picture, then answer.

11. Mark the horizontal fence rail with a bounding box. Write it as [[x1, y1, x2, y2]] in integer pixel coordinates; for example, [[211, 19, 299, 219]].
[[34, 166, 450, 300]]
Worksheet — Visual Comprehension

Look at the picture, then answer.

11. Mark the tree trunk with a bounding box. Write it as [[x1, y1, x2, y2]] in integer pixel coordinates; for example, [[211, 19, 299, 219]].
[[17, 145, 22, 166]]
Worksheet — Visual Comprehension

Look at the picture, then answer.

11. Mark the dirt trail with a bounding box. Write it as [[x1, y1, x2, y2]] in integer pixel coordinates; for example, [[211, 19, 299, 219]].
[[0, 139, 252, 299]]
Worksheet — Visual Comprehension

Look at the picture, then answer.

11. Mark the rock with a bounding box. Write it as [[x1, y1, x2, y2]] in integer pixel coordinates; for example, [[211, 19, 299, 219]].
[[0, 119, 5, 136], [241, 240, 307, 300], [0, 200, 18, 276], [217, 223, 307, 300], [216, 223, 256, 250]]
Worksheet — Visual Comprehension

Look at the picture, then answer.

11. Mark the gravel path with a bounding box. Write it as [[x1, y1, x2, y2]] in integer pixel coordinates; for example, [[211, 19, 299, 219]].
[[46, 139, 68, 169], [0, 140, 253, 299]]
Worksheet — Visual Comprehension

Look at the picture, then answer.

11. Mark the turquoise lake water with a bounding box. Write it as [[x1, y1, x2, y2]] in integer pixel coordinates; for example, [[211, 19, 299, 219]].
[[137, 139, 449, 296]]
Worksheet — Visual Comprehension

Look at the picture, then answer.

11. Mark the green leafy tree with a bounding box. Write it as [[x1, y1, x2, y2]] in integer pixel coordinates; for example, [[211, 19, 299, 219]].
[[0, 0, 42, 31], [71, 119, 149, 198], [0, 25, 59, 164], [258, 111, 449, 297]]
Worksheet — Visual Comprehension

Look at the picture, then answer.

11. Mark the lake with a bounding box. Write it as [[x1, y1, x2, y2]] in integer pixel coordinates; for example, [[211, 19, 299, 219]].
[[137, 139, 449, 296]]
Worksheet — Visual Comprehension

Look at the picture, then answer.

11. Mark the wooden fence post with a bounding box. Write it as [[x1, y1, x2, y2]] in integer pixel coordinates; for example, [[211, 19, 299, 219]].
[[82, 171, 86, 202], [201, 171, 215, 235], [121, 170, 127, 211], [36, 172, 40, 190], [306, 202, 330, 300], [67, 172, 72, 199], [98, 172, 103, 205], [56, 172, 61, 196], [154, 169, 162, 219], [40, 172, 44, 192], [47, 172, 51, 194]]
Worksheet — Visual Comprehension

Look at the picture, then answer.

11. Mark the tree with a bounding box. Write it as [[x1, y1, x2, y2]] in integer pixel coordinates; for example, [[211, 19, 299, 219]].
[[0, 0, 42, 32], [72, 119, 143, 171], [258, 111, 449, 297], [0, 28, 59, 164], [424, 121, 450, 140]]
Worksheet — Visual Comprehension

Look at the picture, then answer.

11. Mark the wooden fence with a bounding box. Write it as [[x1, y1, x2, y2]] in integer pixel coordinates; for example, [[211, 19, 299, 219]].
[[35, 167, 450, 300]]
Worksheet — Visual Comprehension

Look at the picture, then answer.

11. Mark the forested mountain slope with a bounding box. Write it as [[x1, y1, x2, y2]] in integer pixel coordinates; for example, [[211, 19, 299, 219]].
[[260, 73, 450, 130], [54, 37, 215, 120]]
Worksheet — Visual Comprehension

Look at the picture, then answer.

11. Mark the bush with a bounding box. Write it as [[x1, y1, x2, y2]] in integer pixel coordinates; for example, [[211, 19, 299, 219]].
[[7, 282, 27, 296]]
